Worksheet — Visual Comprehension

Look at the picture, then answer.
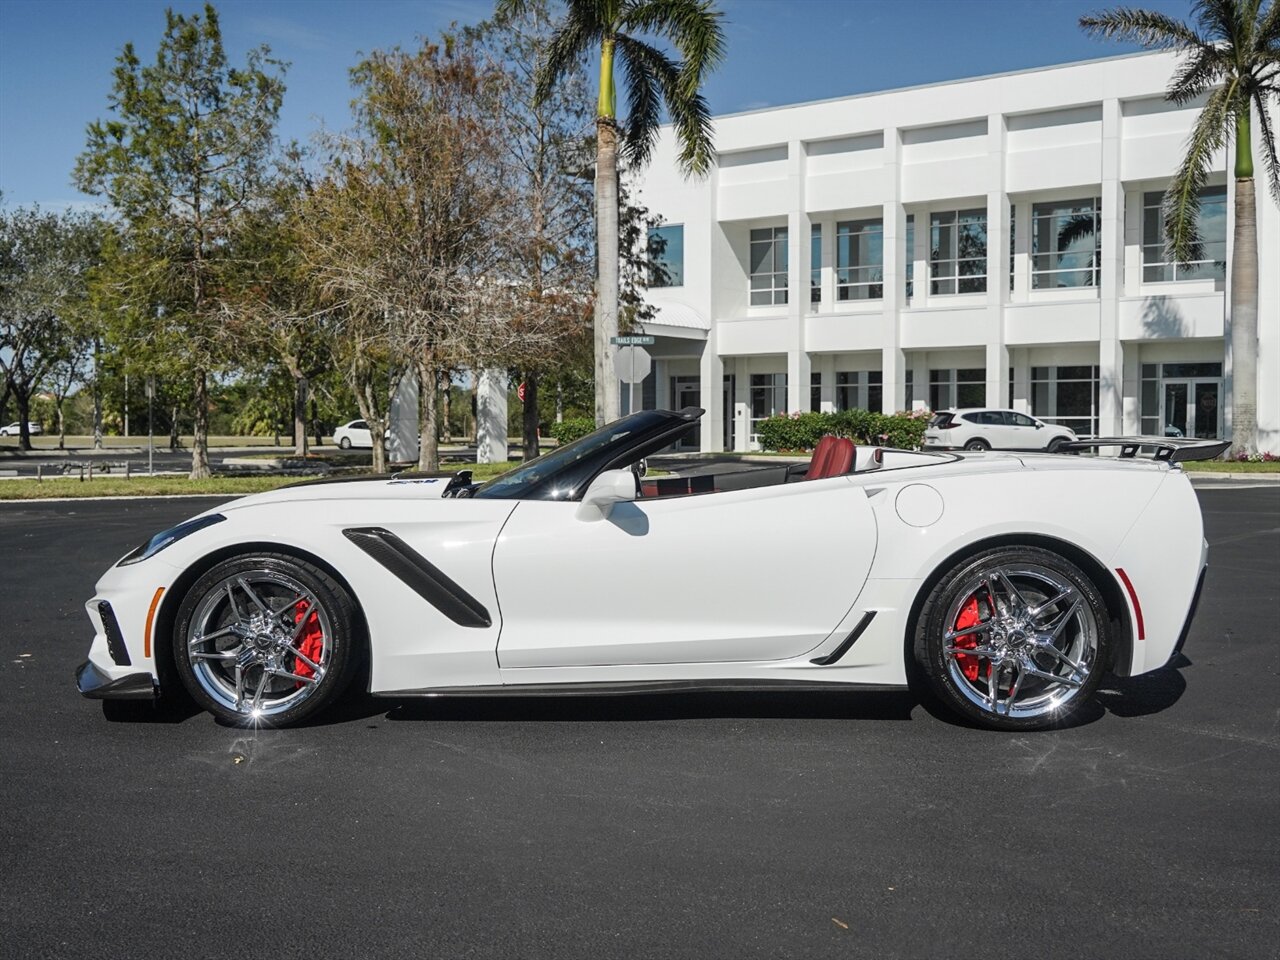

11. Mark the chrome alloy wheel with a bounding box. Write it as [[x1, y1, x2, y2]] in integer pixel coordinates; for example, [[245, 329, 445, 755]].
[[185, 570, 333, 718], [942, 564, 1098, 720]]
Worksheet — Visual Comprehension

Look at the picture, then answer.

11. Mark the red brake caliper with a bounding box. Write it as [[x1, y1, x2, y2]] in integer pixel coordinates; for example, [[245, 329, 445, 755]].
[[953, 596, 984, 682], [292, 601, 323, 687]]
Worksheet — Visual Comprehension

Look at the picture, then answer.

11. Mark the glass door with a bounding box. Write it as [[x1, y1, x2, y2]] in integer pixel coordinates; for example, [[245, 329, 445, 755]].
[[671, 377, 701, 451], [1191, 380, 1221, 439], [1162, 379, 1222, 440], [1162, 381, 1189, 437]]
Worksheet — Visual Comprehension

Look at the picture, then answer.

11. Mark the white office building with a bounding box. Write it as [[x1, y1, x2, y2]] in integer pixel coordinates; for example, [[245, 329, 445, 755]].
[[629, 50, 1279, 454]]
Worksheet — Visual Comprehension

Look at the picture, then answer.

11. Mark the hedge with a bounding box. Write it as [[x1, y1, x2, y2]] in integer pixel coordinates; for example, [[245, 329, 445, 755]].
[[756, 409, 931, 452], [546, 417, 596, 445]]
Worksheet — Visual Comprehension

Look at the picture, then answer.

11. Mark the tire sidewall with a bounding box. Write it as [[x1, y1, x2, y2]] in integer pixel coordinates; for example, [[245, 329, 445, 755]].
[[918, 545, 1110, 731], [965, 439, 990, 451], [173, 554, 356, 727]]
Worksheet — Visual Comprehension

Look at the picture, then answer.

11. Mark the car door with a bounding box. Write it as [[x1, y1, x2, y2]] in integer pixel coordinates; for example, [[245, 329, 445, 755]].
[[491, 478, 879, 669], [1007, 411, 1041, 448]]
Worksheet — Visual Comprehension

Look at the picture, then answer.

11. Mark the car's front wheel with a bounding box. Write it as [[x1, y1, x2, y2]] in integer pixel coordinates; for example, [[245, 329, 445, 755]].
[[173, 553, 359, 726], [916, 546, 1109, 730]]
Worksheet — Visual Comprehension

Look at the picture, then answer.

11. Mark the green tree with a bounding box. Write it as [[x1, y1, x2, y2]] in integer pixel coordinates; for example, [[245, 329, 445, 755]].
[[75, 3, 286, 477], [498, 0, 725, 426], [0, 207, 101, 450], [225, 148, 336, 456], [1081, 0, 1279, 455]]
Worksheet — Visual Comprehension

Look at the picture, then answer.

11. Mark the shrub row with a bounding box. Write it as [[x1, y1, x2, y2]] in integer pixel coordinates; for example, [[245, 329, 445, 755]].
[[546, 417, 596, 445], [756, 409, 931, 452]]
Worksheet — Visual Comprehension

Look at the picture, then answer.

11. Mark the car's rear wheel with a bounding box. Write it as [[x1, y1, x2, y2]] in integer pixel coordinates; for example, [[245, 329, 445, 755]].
[[964, 438, 990, 451], [338, 436, 352, 450], [916, 546, 1108, 730], [174, 554, 358, 727]]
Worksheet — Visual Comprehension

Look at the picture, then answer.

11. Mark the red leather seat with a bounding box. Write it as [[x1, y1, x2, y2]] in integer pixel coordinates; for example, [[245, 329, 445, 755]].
[[807, 435, 854, 480]]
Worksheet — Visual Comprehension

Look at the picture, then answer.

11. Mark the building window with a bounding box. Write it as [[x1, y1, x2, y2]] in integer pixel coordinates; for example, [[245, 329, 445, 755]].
[[930, 208, 987, 295], [749, 372, 787, 442], [1031, 365, 1099, 436], [905, 368, 914, 409], [836, 371, 883, 412], [1142, 186, 1227, 282], [750, 226, 788, 306], [1009, 206, 1016, 292], [810, 371, 821, 412], [929, 368, 985, 410], [836, 219, 883, 301], [1032, 198, 1100, 289], [647, 224, 683, 288], [811, 224, 822, 306], [905, 214, 914, 299]]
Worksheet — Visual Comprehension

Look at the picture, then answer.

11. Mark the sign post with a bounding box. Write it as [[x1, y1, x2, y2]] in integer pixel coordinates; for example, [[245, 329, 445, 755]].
[[611, 336, 655, 415], [145, 376, 155, 476]]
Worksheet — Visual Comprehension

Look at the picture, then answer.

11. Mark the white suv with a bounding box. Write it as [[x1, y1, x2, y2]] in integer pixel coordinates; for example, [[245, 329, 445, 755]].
[[0, 421, 42, 437], [923, 409, 1077, 452]]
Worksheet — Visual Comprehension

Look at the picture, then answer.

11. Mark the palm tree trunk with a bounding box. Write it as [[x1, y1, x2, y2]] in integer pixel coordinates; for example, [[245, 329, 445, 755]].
[[1230, 136, 1258, 457], [595, 116, 620, 426]]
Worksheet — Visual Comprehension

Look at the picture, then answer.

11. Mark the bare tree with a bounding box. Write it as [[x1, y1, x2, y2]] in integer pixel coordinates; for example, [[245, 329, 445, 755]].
[[299, 36, 540, 471]]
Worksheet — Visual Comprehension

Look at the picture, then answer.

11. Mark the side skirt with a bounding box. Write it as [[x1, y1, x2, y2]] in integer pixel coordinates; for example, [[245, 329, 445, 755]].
[[379, 678, 910, 699]]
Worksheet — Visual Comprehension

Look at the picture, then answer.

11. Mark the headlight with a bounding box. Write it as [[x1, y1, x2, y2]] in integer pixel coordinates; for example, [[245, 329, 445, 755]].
[[117, 514, 226, 566]]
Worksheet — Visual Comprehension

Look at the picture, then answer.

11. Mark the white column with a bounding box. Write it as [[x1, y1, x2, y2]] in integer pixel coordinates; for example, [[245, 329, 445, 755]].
[[985, 113, 1010, 408], [700, 334, 723, 451], [1012, 199, 1032, 301], [785, 139, 811, 416], [882, 126, 907, 412], [475, 368, 509, 464], [1098, 98, 1124, 437]]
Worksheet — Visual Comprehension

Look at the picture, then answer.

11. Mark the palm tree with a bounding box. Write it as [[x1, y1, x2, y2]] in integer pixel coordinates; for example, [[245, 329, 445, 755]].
[[498, 0, 725, 425], [1081, 0, 1279, 455]]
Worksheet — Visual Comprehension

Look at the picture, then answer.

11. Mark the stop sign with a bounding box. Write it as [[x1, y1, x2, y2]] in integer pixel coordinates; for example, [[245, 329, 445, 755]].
[[517, 382, 526, 403], [616, 345, 652, 384]]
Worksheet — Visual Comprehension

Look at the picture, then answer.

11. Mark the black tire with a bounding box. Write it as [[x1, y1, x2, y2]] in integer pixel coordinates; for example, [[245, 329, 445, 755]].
[[338, 436, 352, 450], [915, 545, 1110, 731], [964, 438, 990, 451], [173, 553, 359, 727], [1047, 437, 1066, 453]]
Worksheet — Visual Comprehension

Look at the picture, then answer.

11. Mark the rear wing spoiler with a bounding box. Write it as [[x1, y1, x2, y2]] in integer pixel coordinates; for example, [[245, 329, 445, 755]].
[[1058, 437, 1230, 463]]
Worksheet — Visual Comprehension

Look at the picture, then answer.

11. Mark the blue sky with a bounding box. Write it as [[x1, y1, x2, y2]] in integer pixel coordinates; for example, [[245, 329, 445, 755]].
[[0, 0, 1196, 210]]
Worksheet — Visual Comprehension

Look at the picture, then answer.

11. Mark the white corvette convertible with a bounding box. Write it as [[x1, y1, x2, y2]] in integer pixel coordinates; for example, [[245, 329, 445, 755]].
[[76, 409, 1222, 731]]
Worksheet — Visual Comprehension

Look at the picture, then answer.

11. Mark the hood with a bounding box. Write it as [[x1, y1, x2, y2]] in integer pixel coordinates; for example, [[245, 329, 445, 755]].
[[219, 473, 459, 512]]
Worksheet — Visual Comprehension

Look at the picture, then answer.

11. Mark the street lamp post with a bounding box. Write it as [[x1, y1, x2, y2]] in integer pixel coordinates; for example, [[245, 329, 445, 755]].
[[146, 375, 154, 476]]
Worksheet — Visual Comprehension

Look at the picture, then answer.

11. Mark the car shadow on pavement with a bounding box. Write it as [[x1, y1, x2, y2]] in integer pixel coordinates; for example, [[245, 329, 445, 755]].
[[324, 689, 922, 725]]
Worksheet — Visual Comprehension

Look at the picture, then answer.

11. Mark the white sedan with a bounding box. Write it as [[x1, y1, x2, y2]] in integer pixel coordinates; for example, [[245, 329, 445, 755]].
[[924, 408, 1077, 452], [332, 419, 377, 450], [76, 409, 1220, 732], [0, 421, 42, 437]]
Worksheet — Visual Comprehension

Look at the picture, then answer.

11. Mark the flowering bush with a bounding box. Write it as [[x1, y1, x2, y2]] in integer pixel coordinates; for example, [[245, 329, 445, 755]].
[[1229, 450, 1277, 462], [756, 409, 931, 452]]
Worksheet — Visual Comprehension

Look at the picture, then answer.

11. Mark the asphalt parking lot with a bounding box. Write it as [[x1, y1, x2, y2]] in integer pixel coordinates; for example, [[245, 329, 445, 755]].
[[0, 488, 1276, 959]]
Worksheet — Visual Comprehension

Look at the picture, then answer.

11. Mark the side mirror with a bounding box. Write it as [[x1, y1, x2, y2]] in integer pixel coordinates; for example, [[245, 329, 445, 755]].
[[576, 468, 637, 521], [1035, 422, 1043, 429]]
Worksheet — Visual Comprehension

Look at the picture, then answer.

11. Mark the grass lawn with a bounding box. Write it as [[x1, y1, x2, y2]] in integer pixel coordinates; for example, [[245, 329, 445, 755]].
[[1179, 459, 1280, 472], [0, 460, 522, 500]]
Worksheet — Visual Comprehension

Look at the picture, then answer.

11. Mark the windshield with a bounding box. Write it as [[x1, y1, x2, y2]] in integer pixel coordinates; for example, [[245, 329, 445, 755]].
[[474, 410, 695, 501]]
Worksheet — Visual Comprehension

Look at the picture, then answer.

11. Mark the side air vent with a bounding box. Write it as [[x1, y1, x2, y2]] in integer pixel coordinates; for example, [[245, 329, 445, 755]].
[[811, 611, 877, 666], [343, 527, 492, 628], [98, 600, 132, 666]]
